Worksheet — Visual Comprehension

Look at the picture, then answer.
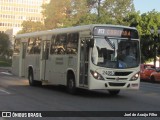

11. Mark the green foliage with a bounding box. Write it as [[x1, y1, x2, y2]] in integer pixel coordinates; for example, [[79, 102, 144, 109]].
[[123, 10, 160, 62], [42, 0, 135, 28], [102, 0, 135, 25], [42, 0, 89, 29], [19, 21, 45, 34], [140, 11, 160, 62], [0, 60, 11, 67], [0, 33, 11, 57], [141, 10, 160, 36]]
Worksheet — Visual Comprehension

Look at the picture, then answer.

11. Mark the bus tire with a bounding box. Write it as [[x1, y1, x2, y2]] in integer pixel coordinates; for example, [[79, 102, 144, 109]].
[[28, 69, 42, 86], [108, 90, 120, 96], [28, 70, 36, 86], [67, 74, 76, 94]]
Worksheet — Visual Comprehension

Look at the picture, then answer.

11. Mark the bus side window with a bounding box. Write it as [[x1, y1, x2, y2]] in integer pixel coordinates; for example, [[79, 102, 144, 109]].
[[67, 33, 79, 54], [14, 39, 21, 55], [54, 34, 67, 55], [28, 38, 34, 54], [28, 37, 41, 54], [34, 38, 41, 54]]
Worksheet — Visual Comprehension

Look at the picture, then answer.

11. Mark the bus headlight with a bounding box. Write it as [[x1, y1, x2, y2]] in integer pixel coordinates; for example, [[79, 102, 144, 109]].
[[130, 72, 140, 81], [90, 70, 105, 80]]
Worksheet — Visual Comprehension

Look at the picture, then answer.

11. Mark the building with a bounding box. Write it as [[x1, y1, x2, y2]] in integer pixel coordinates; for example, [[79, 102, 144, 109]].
[[0, 0, 50, 43]]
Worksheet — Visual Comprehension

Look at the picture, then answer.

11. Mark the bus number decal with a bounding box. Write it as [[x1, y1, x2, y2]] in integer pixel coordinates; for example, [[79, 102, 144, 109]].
[[98, 29, 105, 34]]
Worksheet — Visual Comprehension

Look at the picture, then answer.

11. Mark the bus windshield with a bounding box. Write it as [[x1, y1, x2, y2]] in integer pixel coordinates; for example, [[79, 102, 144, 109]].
[[91, 38, 140, 68]]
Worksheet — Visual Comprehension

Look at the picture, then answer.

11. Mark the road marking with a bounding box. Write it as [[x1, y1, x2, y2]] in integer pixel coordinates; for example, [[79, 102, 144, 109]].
[[0, 88, 11, 94], [0, 72, 13, 76]]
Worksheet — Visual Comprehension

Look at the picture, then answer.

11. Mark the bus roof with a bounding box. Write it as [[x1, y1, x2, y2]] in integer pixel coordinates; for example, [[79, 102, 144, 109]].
[[15, 24, 137, 39]]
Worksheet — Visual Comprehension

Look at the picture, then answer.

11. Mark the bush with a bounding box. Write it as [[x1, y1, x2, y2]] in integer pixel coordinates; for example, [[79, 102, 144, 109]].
[[0, 61, 11, 67]]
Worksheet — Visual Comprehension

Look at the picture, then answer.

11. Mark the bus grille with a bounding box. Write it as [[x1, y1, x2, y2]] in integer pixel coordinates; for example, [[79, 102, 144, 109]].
[[106, 77, 128, 81], [109, 83, 126, 87], [115, 72, 132, 76]]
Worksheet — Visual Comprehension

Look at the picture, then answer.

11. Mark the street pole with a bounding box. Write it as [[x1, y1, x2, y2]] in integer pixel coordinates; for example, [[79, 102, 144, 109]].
[[151, 28, 160, 67], [158, 34, 160, 67], [154, 42, 157, 67], [97, 0, 101, 18]]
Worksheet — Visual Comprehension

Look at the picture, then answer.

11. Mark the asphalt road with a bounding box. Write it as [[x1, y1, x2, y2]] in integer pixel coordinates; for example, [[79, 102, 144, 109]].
[[0, 69, 160, 120]]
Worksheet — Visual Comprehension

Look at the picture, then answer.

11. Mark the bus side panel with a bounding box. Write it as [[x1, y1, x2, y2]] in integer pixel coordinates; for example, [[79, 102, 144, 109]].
[[46, 55, 78, 86], [67, 56, 78, 86], [12, 55, 20, 76], [44, 55, 56, 84], [25, 55, 40, 81], [47, 55, 68, 85]]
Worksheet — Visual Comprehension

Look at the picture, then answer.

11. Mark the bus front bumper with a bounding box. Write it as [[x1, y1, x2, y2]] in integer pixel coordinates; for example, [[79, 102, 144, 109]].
[[89, 78, 140, 90]]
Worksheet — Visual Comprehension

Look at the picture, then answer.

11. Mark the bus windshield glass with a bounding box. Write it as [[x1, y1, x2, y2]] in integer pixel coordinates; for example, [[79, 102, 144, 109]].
[[91, 38, 140, 68]]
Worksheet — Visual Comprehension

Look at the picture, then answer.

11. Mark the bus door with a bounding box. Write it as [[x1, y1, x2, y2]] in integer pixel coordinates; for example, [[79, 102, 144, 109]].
[[79, 38, 90, 87], [19, 42, 27, 77], [40, 40, 50, 81]]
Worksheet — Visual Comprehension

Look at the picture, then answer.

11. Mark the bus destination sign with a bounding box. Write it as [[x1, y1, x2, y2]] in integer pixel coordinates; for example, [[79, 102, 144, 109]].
[[93, 27, 139, 39]]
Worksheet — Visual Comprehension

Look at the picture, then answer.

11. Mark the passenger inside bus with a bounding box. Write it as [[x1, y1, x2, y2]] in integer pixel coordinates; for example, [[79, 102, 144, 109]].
[[123, 45, 137, 67], [118, 45, 136, 68]]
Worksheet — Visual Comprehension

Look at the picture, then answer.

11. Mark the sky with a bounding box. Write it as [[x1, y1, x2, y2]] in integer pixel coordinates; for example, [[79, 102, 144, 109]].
[[133, 0, 160, 14]]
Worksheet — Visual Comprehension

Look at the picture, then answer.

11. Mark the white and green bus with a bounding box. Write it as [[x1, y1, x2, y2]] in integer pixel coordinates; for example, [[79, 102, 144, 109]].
[[12, 24, 140, 95]]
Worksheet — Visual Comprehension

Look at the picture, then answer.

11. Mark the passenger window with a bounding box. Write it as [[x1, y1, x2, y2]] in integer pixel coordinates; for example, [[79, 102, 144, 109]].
[[14, 39, 21, 55], [66, 33, 79, 54], [28, 38, 41, 54], [34, 38, 41, 54], [54, 34, 67, 54]]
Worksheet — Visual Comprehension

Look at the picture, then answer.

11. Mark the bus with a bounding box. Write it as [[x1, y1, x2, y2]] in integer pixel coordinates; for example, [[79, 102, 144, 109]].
[[12, 24, 140, 95]]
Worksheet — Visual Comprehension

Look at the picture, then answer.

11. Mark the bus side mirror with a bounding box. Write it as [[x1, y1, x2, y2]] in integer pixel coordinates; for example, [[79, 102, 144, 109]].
[[89, 38, 94, 48]]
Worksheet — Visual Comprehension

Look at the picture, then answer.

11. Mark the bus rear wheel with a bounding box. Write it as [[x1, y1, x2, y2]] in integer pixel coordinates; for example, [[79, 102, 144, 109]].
[[67, 76, 76, 94], [28, 70, 42, 86], [108, 90, 120, 96]]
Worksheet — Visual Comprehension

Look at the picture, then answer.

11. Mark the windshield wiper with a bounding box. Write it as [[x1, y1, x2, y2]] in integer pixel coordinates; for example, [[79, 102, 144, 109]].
[[104, 36, 115, 49]]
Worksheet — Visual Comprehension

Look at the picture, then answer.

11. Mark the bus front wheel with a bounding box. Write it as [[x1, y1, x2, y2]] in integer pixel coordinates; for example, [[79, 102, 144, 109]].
[[67, 75, 76, 94], [108, 90, 120, 96]]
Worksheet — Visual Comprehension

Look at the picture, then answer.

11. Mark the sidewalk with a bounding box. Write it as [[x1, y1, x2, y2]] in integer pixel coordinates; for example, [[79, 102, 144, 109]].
[[0, 67, 12, 73]]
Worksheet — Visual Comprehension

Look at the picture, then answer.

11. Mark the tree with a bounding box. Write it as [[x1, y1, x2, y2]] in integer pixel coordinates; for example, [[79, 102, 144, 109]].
[[123, 11, 142, 33], [0, 33, 11, 58], [123, 10, 160, 63], [86, 0, 97, 11], [140, 10, 160, 36], [42, 0, 69, 29], [125, 10, 160, 62], [101, 0, 135, 25], [140, 10, 160, 63], [42, 0, 90, 29], [42, 0, 136, 28], [78, 0, 136, 25], [19, 20, 45, 34]]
